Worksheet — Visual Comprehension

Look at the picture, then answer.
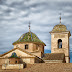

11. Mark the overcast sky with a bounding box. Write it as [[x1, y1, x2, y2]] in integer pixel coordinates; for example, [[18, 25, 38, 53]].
[[0, 0, 72, 62]]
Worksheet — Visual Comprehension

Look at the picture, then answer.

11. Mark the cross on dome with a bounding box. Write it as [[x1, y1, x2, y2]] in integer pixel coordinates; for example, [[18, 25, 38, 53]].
[[28, 21, 31, 32], [59, 13, 61, 24]]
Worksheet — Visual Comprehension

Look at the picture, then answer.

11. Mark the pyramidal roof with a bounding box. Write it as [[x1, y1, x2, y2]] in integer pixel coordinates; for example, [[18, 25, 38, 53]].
[[13, 32, 46, 46]]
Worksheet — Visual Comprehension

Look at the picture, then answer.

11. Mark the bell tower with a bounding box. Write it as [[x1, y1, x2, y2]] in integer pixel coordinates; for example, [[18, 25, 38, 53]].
[[50, 15, 71, 63]]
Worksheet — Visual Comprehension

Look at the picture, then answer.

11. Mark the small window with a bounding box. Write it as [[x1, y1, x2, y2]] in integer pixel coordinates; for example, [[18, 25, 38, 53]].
[[25, 44, 28, 49], [58, 39, 62, 48], [15, 61, 17, 64]]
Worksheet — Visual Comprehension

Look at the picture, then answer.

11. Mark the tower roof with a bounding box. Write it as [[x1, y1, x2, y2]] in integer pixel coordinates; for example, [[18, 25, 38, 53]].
[[51, 24, 68, 32], [13, 32, 46, 46], [50, 13, 71, 34]]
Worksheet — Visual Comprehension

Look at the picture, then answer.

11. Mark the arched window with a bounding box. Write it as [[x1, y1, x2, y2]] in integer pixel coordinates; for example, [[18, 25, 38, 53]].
[[10, 52, 17, 58], [58, 39, 62, 48], [25, 44, 28, 49]]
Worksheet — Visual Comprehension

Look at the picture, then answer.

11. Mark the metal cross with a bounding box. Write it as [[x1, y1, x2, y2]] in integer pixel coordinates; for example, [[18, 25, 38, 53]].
[[29, 21, 31, 32], [60, 13, 61, 24]]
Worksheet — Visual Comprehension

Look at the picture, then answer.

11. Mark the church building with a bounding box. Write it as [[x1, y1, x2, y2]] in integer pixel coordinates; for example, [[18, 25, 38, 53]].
[[0, 15, 71, 69]]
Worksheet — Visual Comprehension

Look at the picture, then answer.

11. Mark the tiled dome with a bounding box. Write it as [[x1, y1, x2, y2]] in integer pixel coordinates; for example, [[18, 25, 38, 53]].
[[13, 32, 46, 46], [51, 23, 67, 32]]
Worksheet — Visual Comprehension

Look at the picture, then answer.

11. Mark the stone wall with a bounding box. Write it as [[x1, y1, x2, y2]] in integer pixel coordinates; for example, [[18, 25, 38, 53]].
[[31, 51, 42, 57], [9, 58, 20, 64], [21, 57, 35, 64], [1, 63, 72, 72], [2, 49, 32, 58], [14, 43, 34, 52], [2, 64, 23, 69], [44, 60, 63, 63], [0, 58, 9, 65], [0, 58, 5, 65], [51, 32, 70, 63], [14, 43, 44, 53], [0, 57, 36, 65]]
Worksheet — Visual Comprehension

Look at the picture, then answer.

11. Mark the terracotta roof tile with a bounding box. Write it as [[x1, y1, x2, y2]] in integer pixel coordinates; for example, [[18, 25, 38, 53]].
[[42, 53, 65, 60]]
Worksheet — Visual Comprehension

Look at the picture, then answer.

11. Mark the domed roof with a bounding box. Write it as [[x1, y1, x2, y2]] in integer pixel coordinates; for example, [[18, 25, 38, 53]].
[[13, 32, 46, 46], [51, 23, 68, 32]]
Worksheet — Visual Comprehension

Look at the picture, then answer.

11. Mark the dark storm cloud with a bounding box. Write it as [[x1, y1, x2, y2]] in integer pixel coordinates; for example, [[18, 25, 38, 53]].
[[0, 0, 4, 4]]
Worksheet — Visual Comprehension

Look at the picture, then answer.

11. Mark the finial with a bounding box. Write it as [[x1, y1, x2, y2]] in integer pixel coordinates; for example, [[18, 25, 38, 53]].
[[59, 13, 61, 24], [28, 21, 31, 32]]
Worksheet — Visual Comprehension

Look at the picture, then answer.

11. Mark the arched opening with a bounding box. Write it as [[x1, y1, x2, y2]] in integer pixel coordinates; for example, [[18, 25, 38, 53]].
[[10, 52, 17, 57], [25, 44, 28, 49], [58, 39, 62, 48]]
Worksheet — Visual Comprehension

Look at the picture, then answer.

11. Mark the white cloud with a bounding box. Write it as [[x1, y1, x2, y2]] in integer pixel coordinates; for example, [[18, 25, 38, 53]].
[[64, 13, 71, 16], [0, 5, 8, 10]]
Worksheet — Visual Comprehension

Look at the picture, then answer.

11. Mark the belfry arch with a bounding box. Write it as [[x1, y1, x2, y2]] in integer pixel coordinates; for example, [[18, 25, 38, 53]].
[[58, 39, 62, 48]]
